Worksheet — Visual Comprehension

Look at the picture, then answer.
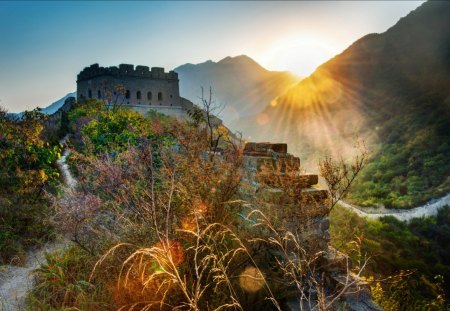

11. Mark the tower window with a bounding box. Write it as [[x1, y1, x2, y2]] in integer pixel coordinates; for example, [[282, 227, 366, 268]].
[[88, 89, 92, 98], [136, 91, 141, 100], [147, 91, 152, 100], [97, 90, 101, 99], [158, 92, 163, 101], [125, 90, 130, 99]]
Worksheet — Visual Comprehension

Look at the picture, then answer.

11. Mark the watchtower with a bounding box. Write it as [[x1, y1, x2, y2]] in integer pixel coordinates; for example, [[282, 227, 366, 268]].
[[77, 63, 193, 118]]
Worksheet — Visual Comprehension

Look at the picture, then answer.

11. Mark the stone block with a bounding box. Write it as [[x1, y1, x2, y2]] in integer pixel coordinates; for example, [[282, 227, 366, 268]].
[[243, 156, 274, 171], [320, 247, 349, 273], [244, 142, 287, 155], [279, 155, 300, 172], [296, 201, 329, 219], [341, 290, 383, 311], [302, 188, 328, 200], [309, 217, 330, 231], [271, 143, 288, 153], [298, 174, 319, 187], [119, 64, 134, 72], [331, 273, 383, 311], [258, 187, 284, 204], [331, 273, 371, 297]]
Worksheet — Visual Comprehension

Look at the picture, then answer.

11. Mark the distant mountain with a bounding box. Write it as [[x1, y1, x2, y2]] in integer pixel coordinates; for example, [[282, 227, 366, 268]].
[[175, 55, 300, 122], [232, 1, 450, 208], [6, 92, 76, 119], [40, 92, 76, 115]]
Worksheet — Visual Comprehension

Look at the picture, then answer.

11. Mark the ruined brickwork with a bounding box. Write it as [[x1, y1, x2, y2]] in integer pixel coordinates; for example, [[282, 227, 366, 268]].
[[242, 142, 381, 311], [77, 64, 194, 119]]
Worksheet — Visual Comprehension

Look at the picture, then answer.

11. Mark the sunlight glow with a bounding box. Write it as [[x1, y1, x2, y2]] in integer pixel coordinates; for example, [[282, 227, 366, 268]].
[[181, 202, 208, 232], [239, 266, 265, 293], [262, 34, 339, 77], [154, 240, 185, 267], [261, 66, 367, 170]]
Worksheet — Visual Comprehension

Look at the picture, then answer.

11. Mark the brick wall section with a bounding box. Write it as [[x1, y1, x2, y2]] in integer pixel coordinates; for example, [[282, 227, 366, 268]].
[[77, 63, 192, 119], [242, 142, 381, 310]]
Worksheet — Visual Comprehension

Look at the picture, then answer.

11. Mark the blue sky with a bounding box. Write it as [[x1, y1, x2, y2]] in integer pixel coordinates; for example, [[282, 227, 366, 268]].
[[0, 1, 424, 112]]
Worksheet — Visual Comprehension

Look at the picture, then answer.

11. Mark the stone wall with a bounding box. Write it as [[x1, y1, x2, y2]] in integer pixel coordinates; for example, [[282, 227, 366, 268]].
[[77, 64, 192, 119], [241, 142, 381, 311], [242, 142, 330, 254]]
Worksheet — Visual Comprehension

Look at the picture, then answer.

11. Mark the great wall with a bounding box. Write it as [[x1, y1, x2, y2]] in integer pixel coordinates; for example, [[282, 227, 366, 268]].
[[240, 142, 381, 310], [7, 62, 436, 310], [77, 63, 195, 119]]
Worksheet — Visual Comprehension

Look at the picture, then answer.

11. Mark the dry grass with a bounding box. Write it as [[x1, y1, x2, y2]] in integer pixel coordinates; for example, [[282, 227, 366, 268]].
[[29, 103, 372, 310]]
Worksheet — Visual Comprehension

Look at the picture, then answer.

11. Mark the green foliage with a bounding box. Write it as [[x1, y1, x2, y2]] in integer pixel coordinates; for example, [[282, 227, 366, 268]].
[[0, 109, 62, 195], [0, 108, 61, 264], [330, 205, 450, 309], [28, 245, 114, 310], [30, 99, 252, 309], [187, 105, 205, 127], [0, 198, 56, 265], [350, 117, 450, 208], [68, 99, 174, 155], [81, 111, 145, 153]]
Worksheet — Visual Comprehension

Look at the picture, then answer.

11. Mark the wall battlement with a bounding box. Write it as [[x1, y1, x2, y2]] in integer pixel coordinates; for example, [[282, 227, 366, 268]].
[[77, 63, 178, 82], [241, 142, 381, 310], [76, 63, 186, 116]]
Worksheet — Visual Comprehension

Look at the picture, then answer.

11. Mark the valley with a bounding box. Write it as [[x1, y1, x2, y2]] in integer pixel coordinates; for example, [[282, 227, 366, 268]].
[[1, 1, 449, 310]]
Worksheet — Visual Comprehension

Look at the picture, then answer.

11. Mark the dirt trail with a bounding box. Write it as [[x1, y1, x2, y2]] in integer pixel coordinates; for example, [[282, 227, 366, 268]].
[[56, 136, 77, 189], [0, 136, 75, 310], [0, 242, 66, 310], [339, 193, 450, 222]]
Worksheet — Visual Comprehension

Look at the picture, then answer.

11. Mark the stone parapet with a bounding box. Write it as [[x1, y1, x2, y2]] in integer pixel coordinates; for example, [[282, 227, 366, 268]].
[[244, 142, 287, 155], [241, 142, 330, 253], [241, 141, 380, 310], [77, 63, 178, 82], [76, 63, 184, 111]]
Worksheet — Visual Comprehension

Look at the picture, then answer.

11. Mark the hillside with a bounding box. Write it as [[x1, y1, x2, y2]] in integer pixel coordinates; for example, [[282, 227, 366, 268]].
[[232, 1, 450, 208], [175, 55, 299, 122], [6, 92, 76, 120], [40, 92, 76, 115]]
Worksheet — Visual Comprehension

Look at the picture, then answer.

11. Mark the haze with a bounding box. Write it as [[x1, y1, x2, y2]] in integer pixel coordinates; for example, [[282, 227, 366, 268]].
[[0, 1, 424, 112]]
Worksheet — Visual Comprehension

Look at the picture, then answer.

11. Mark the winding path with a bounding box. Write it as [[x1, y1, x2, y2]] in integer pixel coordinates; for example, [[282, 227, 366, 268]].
[[339, 193, 450, 222], [56, 135, 77, 189], [0, 135, 75, 310], [1, 134, 448, 309]]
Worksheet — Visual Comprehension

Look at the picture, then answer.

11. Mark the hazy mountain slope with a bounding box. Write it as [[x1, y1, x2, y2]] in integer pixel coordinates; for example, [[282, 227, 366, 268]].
[[233, 1, 450, 208], [175, 55, 299, 122], [6, 92, 76, 119], [41, 92, 76, 115]]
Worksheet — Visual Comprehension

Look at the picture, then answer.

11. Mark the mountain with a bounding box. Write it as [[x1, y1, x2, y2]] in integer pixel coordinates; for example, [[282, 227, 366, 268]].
[[6, 92, 76, 119], [175, 55, 300, 122], [232, 1, 450, 208], [40, 92, 76, 115]]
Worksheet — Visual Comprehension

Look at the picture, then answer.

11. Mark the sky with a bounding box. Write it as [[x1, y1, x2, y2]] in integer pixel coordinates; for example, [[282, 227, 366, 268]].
[[0, 1, 424, 113]]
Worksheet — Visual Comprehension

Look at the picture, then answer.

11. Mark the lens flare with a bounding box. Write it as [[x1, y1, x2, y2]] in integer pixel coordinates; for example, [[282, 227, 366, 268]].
[[256, 112, 270, 125], [154, 240, 185, 267], [239, 266, 265, 293]]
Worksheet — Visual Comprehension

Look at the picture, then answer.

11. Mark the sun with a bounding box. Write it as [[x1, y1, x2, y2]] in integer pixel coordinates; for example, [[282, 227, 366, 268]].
[[261, 34, 338, 77]]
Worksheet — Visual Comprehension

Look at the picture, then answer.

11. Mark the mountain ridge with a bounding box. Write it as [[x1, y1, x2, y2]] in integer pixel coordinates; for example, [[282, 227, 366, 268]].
[[175, 55, 300, 122], [231, 0, 450, 208]]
